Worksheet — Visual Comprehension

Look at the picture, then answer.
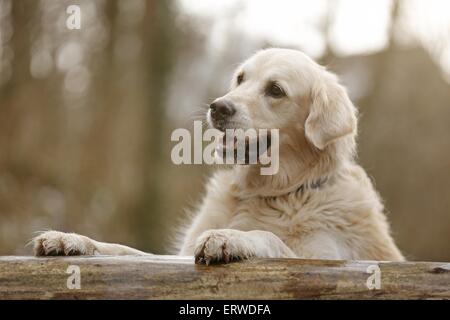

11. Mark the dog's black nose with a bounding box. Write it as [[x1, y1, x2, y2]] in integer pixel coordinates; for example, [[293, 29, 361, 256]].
[[210, 99, 236, 121]]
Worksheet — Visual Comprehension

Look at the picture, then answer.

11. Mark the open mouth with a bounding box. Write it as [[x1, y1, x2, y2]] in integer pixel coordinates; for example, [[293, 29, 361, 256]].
[[215, 129, 272, 165]]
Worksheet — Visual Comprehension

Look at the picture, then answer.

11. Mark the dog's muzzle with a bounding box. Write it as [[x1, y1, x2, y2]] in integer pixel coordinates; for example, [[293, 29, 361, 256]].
[[209, 99, 236, 131]]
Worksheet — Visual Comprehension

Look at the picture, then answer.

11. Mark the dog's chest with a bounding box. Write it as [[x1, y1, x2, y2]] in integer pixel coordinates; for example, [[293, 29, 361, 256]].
[[227, 191, 316, 237]]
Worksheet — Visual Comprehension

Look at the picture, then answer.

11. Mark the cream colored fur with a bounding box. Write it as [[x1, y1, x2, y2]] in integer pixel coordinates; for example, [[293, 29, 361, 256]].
[[32, 48, 404, 262]]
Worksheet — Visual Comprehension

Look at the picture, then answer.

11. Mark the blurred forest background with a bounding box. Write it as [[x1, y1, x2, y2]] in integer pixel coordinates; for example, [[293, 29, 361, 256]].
[[0, 0, 449, 261]]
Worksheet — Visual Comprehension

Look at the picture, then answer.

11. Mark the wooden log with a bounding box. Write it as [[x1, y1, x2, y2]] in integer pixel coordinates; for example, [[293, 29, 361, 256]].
[[0, 255, 449, 299]]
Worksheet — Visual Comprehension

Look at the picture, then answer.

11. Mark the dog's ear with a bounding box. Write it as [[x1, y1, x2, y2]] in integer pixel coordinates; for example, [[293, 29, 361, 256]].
[[305, 74, 357, 150]]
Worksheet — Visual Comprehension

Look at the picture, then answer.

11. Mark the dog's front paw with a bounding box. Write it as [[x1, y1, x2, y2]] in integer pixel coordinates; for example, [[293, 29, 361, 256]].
[[194, 229, 254, 265], [32, 231, 97, 256]]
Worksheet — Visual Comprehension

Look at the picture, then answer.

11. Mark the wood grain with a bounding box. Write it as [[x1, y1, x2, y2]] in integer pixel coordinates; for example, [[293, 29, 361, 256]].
[[0, 255, 449, 299]]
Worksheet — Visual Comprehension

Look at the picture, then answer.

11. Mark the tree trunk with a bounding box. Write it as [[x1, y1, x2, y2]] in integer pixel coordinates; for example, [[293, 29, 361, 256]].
[[0, 256, 449, 299]]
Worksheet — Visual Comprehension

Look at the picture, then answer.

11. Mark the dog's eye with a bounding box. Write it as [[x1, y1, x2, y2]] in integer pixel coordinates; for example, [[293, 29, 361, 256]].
[[266, 82, 285, 98], [237, 73, 244, 85]]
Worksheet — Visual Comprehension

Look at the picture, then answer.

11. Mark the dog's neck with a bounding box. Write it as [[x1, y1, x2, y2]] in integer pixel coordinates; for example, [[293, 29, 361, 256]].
[[232, 156, 336, 198], [258, 175, 329, 200], [230, 133, 353, 199]]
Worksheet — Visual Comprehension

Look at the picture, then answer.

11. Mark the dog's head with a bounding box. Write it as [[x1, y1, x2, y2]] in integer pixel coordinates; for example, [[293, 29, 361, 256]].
[[207, 48, 357, 190], [208, 48, 357, 149]]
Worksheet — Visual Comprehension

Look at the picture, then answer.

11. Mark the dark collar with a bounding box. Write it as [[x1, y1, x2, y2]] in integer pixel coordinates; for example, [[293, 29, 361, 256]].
[[259, 176, 328, 200]]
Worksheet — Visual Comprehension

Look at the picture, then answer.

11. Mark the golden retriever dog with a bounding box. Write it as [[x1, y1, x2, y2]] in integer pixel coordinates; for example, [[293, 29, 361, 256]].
[[33, 48, 404, 263]]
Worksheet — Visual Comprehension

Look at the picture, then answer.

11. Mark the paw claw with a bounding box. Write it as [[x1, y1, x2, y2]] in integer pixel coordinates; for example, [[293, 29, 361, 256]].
[[32, 231, 95, 257], [193, 230, 249, 265], [223, 251, 230, 264]]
